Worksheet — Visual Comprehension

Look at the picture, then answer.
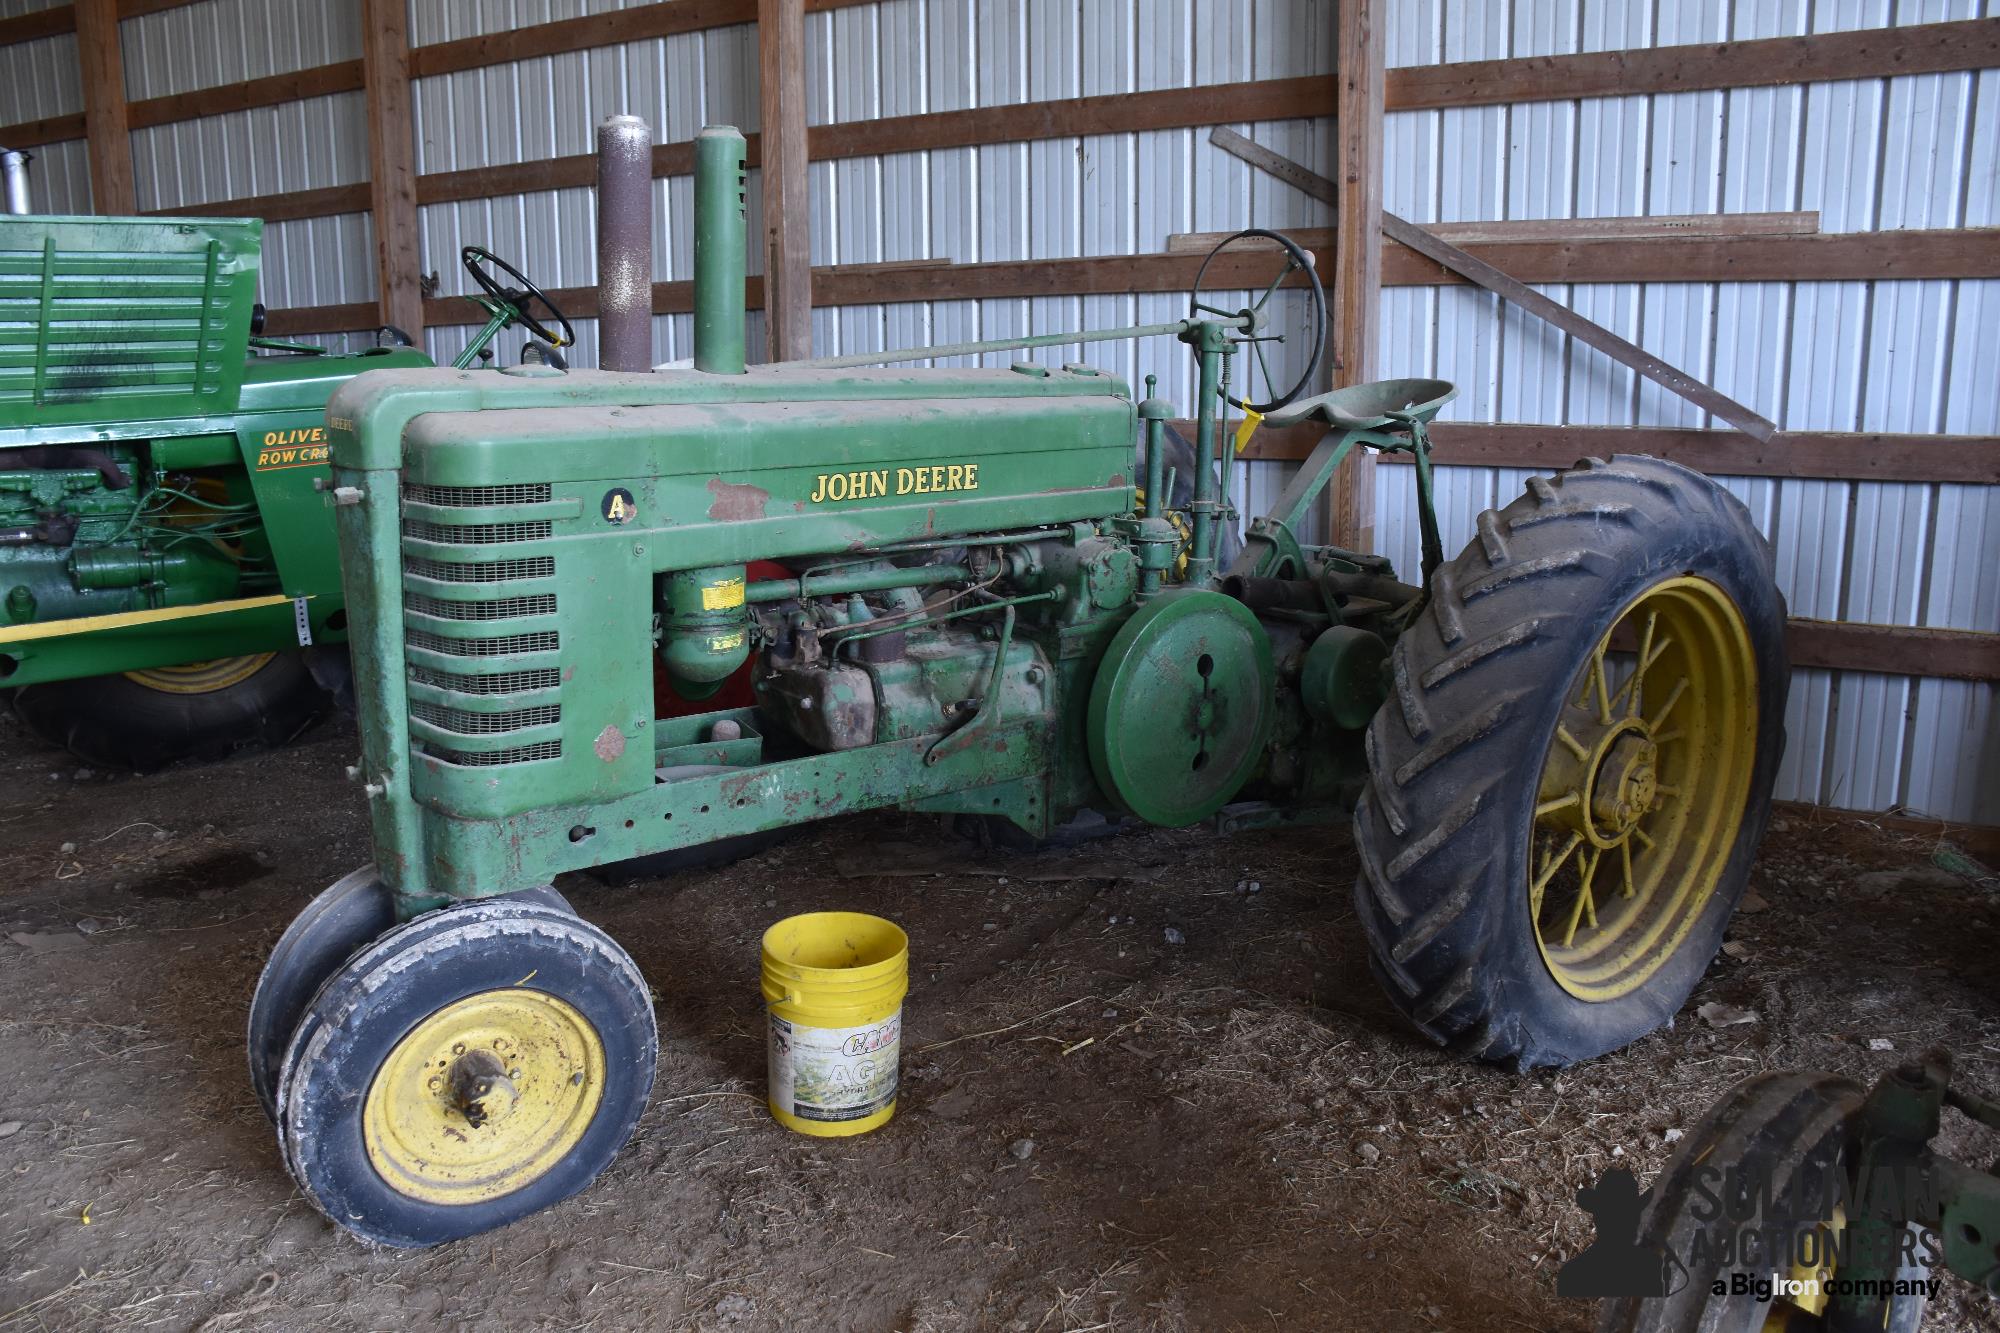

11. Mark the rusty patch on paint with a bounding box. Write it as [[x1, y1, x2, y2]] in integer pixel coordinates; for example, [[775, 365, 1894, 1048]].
[[594, 725, 627, 762], [1109, 472, 1127, 486], [708, 477, 771, 521]]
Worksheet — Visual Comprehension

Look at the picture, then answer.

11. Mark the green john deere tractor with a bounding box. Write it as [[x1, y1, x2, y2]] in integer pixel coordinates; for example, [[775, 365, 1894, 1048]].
[[0, 214, 571, 768], [248, 122, 1791, 1249]]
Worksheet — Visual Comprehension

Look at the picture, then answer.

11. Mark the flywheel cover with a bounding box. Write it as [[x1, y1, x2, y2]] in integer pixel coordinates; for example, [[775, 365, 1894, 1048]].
[[1087, 589, 1276, 827]]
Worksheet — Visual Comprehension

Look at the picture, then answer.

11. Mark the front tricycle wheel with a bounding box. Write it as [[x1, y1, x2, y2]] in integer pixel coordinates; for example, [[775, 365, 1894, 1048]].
[[1353, 455, 1788, 1069]]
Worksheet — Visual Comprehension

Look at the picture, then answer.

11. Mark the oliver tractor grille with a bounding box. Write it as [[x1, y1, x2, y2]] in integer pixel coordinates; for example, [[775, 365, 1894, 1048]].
[[401, 484, 565, 770]]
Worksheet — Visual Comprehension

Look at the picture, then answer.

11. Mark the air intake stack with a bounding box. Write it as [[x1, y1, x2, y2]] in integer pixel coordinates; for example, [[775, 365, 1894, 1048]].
[[693, 126, 748, 374]]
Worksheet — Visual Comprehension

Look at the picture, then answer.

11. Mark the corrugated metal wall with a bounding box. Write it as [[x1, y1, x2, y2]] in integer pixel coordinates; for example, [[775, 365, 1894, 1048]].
[[3, 0, 1994, 821], [1371, 0, 1999, 824]]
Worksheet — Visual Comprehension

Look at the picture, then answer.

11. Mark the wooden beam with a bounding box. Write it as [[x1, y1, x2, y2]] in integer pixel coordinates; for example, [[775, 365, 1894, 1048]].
[[1328, 5, 1383, 550], [1381, 227, 2000, 286], [1388, 17, 2000, 111], [149, 181, 373, 224], [267, 229, 2000, 334], [0, 0, 204, 49], [1787, 619, 1998, 683], [1212, 126, 1782, 441], [1166, 211, 1822, 253], [0, 111, 86, 149], [1238, 421, 2000, 486], [360, 0, 423, 337], [0, 6, 77, 44], [758, 0, 811, 361], [127, 58, 365, 130], [1385, 212, 1779, 439], [408, 0, 755, 79], [74, 0, 135, 215]]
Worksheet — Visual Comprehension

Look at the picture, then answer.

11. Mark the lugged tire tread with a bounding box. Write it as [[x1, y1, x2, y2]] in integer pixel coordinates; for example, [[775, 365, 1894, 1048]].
[[1351, 454, 1783, 1071]]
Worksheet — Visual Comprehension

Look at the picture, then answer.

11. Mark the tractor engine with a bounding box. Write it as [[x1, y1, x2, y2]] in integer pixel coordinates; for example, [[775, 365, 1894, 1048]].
[[0, 442, 256, 628]]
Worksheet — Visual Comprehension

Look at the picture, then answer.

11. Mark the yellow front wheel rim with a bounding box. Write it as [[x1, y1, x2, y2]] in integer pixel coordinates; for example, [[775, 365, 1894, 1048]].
[[1530, 576, 1758, 1001], [122, 653, 275, 695], [362, 989, 605, 1205]]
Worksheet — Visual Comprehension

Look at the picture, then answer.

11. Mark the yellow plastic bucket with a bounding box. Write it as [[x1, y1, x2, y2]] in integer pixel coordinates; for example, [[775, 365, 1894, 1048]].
[[760, 911, 908, 1137]]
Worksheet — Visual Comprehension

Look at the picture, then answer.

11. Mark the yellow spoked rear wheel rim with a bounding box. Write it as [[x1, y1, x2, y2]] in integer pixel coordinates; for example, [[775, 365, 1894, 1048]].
[[123, 653, 274, 695], [1530, 576, 1757, 1001], [362, 989, 605, 1205]]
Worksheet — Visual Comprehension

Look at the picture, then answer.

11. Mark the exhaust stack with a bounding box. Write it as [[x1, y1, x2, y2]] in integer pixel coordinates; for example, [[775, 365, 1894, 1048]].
[[1, 149, 30, 215], [595, 115, 654, 372], [693, 126, 747, 375]]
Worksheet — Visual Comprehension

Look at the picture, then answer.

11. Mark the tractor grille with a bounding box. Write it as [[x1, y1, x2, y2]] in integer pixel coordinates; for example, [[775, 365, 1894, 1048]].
[[410, 700, 562, 735], [408, 665, 561, 695], [420, 740, 563, 767], [406, 592, 557, 622], [404, 555, 556, 583], [400, 479, 565, 771], [403, 518, 553, 545], [407, 628, 559, 657], [404, 482, 553, 507]]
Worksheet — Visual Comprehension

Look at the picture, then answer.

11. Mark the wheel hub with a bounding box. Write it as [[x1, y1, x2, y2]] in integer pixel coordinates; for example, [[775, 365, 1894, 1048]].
[[361, 988, 605, 1204], [1591, 732, 1659, 838], [445, 1046, 521, 1129]]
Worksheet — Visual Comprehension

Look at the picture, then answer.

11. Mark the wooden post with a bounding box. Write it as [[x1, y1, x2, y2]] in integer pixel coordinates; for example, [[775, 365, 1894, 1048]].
[[361, 0, 423, 338], [1330, 0, 1383, 550], [758, 0, 811, 361], [74, 0, 136, 214]]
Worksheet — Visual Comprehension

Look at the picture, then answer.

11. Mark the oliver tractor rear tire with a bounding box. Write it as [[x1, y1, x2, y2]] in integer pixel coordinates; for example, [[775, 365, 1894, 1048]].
[[13, 651, 328, 771], [1354, 455, 1787, 1070]]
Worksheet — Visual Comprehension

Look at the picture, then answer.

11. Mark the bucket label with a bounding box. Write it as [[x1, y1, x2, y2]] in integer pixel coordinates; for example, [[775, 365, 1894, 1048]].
[[768, 1010, 901, 1123]]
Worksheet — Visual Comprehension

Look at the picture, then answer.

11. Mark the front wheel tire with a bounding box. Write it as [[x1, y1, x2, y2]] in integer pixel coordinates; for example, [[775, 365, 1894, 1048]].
[[275, 898, 656, 1248], [1354, 455, 1788, 1069]]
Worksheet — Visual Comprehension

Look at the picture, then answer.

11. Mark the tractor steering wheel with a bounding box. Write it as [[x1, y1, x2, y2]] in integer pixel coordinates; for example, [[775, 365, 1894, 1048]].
[[1188, 229, 1327, 413], [461, 246, 576, 351]]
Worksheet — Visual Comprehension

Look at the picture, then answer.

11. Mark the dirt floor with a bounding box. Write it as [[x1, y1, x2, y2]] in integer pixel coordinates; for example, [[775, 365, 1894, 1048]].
[[0, 713, 1995, 1333]]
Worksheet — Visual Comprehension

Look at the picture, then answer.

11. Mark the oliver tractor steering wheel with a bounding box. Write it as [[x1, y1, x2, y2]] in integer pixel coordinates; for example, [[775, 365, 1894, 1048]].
[[461, 245, 577, 350], [1189, 228, 1327, 413]]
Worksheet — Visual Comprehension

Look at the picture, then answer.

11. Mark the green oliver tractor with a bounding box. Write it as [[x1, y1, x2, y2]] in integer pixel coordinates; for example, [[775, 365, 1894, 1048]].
[[252, 123, 1790, 1248], [0, 214, 571, 768]]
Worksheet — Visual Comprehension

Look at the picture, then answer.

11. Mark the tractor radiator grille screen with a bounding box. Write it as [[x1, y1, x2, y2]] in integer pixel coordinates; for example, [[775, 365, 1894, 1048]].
[[404, 555, 556, 583], [403, 483, 553, 507], [407, 665, 561, 695], [399, 479, 566, 773], [410, 700, 563, 735], [405, 592, 557, 622], [407, 628, 560, 657], [420, 740, 563, 767], [403, 518, 554, 545]]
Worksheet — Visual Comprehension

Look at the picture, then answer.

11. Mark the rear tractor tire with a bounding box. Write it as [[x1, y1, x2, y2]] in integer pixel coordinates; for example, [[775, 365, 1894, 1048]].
[[14, 651, 329, 771], [1354, 455, 1787, 1070]]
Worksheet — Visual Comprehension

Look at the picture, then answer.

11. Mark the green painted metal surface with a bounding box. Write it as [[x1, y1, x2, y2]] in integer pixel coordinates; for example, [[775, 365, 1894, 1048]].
[[0, 211, 520, 691], [1086, 589, 1276, 827], [319, 121, 1455, 914], [0, 216, 262, 430]]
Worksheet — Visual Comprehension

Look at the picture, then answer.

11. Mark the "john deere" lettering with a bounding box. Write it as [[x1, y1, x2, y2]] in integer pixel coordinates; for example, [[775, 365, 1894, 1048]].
[[808, 463, 979, 504]]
